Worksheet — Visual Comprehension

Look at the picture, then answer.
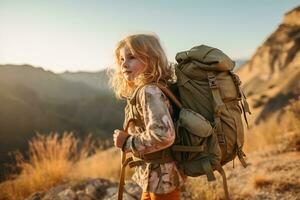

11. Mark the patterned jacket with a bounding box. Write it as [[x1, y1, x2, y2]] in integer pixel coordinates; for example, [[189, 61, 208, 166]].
[[123, 84, 185, 194]]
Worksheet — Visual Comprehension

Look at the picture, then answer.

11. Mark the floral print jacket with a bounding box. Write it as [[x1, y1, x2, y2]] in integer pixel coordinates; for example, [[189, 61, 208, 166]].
[[123, 84, 185, 194]]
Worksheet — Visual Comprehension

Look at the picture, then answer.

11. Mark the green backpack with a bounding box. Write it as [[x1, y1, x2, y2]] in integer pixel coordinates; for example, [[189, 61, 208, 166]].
[[156, 45, 251, 199], [118, 45, 251, 200]]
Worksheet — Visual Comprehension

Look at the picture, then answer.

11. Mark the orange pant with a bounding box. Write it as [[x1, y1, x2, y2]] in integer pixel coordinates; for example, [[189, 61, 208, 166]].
[[141, 189, 180, 200]]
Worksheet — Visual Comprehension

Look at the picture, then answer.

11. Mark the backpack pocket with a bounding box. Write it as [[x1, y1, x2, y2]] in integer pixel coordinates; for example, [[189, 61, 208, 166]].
[[219, 101, 245, 164], [179, 108, 213, 138]]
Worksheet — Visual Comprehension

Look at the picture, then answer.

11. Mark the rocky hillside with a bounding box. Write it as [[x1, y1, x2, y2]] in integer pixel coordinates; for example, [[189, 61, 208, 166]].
[[237, 6, 300, 124]]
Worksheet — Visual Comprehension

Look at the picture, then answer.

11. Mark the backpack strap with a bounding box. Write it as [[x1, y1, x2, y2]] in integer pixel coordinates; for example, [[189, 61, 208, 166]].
[[206, 71, 225, 114], [240, 90, 251, 128], [124, 84, 148, 130], [215, 164, 230, 200], [127, 148, 174, 168], [208, 71, 248, 168], [206, 71, 227, 160], [202, 158, 217, 181], [156, 82, 183, 109], [229, 71, 251, 128]]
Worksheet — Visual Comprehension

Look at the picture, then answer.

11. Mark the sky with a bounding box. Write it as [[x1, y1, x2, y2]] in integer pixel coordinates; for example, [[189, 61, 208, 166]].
[[0, 1, 299, 73]]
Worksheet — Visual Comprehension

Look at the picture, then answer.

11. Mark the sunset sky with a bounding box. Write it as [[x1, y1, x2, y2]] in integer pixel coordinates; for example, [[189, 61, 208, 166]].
[[0, 0, 299, 73]]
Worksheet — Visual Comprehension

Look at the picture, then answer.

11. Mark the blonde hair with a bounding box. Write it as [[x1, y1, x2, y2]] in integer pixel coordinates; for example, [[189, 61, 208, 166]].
[[108, 33, 175, 99]]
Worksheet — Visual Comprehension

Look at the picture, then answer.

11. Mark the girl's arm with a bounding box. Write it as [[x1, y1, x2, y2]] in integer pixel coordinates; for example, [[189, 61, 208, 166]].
[[123, 85, 175, 157]]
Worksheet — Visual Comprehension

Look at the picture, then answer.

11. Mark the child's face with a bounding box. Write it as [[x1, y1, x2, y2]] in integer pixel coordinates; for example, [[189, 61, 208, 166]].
[[119, 46, 146, 81]]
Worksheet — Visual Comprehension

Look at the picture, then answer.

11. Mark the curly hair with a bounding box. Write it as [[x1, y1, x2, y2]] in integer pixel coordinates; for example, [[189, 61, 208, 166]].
[[108, 33, 175, 99]]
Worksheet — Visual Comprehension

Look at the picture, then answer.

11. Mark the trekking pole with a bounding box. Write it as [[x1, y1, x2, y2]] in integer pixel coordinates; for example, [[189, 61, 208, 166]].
[[117, 151, 126, 200], [117, 120, 132, 200]]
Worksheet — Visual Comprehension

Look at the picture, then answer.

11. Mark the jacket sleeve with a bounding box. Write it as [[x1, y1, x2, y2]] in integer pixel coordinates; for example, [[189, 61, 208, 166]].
[[123, 85, 175, 156]]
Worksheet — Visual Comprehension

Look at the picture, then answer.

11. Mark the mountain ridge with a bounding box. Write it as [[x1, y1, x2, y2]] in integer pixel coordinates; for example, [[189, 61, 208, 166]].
[[237, 6, 300, 124], [0, 64, 124, 181]]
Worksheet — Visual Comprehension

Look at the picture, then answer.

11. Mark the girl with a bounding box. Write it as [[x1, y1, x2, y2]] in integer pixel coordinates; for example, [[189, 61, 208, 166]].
[[110, 33, 185, 200]]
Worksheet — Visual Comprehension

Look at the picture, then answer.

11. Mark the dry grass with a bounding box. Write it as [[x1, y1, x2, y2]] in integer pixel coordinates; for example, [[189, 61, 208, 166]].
[[251, 173, 273, 189], [0, 132, 97, 200], [183, 176, 224, 200], [244, 116, 282, 153], [244, 98, 300, 154], [250, 166, 300, 195], [0, 131, 132, 200], [0, 99, 299, 200], [69, 147, 127, 181]]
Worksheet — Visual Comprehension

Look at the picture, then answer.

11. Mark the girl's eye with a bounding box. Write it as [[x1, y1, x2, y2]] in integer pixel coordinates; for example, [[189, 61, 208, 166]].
[[128, 54, 135, 59]]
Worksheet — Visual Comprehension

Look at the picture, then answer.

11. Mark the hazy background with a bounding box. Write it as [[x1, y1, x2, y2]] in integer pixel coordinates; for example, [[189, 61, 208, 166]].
[[1, 0, 299, 73]]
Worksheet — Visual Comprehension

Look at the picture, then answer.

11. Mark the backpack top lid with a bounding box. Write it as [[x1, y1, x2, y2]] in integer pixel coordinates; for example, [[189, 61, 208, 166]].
[[175, 45, 235, 71]]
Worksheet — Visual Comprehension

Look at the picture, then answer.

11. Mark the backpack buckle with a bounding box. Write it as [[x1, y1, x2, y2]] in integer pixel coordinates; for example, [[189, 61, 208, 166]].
[[232, 73, 242, 86], [217, 134, 226, 144], [207, 75, 218, 89]]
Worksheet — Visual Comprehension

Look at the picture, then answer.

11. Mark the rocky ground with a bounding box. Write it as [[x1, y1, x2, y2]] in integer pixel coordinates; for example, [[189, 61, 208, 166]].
[[183, 130, 300, 200], [25, 179, 142, 200], [25, 132, 300, 200]]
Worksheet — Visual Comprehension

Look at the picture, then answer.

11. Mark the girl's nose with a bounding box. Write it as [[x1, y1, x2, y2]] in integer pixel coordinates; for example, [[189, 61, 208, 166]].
[[121, 60, 128, 69]]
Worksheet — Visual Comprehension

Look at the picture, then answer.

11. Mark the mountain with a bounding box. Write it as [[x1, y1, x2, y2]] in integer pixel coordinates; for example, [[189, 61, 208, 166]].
[[237, 6, 300, 124], [59, 70, 111, 93], [0, 65, 99, 102], [0, 64, 125, 180], [0, 64, 125, 141]]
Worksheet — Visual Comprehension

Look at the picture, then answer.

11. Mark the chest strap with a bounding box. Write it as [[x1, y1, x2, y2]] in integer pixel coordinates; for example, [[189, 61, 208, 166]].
[[128, 148, 173, 168]]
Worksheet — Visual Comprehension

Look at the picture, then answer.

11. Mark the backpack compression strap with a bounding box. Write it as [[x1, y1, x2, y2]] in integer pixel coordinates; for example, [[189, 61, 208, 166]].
[[206, 71, 227, 160], [229, 71, 251, 128], [207, 71, 248, 168]]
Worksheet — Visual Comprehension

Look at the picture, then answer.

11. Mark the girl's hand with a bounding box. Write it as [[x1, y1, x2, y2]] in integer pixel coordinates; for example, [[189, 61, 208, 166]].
[[113, 129, 130, 149]]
